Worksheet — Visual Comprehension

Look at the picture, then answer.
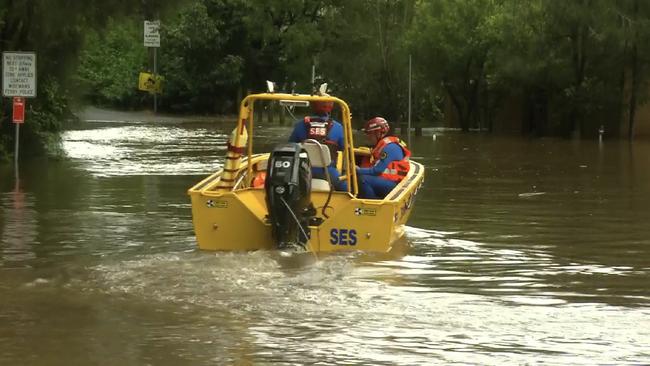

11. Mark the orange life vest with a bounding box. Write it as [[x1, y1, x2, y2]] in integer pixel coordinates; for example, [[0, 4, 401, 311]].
[[370, 136, 411, 182], [252, 171, 266, 188]]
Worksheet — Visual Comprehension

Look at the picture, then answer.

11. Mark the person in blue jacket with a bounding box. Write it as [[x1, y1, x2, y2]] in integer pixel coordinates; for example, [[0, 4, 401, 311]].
[[289, 99, 347, 191], [356, 117, 411, 199]]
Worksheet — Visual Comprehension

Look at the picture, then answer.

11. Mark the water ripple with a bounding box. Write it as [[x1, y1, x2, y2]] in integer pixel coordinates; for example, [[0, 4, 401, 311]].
[[63, 125, 229, 176]]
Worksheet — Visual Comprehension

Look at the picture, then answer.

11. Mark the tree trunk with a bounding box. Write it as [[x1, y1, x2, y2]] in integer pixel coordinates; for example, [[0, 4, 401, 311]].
[[570, 21, 587, 138], [236, 86, 243, 114], [628, 44, 638, 140], [445, 83, 469, 132], [628, 0, 640, 141]]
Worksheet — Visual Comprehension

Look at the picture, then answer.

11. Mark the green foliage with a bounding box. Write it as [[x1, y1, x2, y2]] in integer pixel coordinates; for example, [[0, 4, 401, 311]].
[[76, 18, 147, 108], [402, 0, 650, 136], [316, 1, 415, 124], [239, 0, 330, 89], [73, 0, 418, 121], [66, 0, 650, 137], [18, 78, 74, 158], [160, 0, 246, 112], [407, 0, 501, 131], [0, 78, 73, 159], [0, 0, 177, 160], [6, 0, 650, 161]]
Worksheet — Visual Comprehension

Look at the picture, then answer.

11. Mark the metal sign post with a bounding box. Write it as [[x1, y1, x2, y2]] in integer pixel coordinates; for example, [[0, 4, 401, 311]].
[[2, 51, 36, 169], [407, 54, 412, 147], [153, 47, 157, 113], [144, 20, 161, 113], [12, 97, 25, 166]]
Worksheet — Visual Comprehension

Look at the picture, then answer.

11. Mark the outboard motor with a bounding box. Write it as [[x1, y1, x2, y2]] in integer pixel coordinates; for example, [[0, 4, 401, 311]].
[[265, 143, 314, 249]]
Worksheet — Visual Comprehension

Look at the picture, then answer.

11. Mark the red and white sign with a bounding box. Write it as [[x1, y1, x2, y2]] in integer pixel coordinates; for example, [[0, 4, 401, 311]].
[[12, 97, 25, 124]]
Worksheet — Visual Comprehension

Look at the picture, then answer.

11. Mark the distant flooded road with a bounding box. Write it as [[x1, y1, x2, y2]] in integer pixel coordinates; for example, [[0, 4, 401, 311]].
[[1, 115, 649, 365]]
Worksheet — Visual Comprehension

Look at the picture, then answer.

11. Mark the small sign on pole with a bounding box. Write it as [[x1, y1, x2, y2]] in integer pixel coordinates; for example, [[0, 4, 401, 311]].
[[144, 20, 161, 48], [138, 72, 163, 94], [144, 20, 161, 113], [12, 97, 25, 123]]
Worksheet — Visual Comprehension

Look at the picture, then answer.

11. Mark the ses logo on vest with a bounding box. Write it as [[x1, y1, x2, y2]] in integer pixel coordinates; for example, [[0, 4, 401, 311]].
[[309, 127, 327, 137], [330, 228, 357, 245]]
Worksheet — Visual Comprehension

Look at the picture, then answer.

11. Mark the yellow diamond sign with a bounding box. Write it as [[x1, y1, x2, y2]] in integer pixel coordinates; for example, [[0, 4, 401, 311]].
[[138, 72, 163, 94]]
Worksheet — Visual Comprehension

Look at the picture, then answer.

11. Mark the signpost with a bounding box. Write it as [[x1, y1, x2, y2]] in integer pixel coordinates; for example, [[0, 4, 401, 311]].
[[3, 51, 36, 167], [407, 54, 412, 146], [144, 20, 160, 113]]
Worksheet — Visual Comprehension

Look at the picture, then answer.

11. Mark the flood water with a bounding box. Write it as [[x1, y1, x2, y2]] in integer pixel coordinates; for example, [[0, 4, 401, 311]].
[[1, 116, 649, 365]]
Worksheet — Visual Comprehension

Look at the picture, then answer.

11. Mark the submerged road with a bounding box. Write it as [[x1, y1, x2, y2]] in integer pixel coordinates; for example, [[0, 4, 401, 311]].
[[1, 109, 649, 365]]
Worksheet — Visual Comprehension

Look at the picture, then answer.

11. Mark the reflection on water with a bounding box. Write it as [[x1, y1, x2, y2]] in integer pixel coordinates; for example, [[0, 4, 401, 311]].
[[1, 120, 649, 365], [1, 179, 37, 264]]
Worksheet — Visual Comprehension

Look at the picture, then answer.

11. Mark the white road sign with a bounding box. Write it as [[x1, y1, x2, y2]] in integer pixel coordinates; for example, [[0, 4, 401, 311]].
[[2, 52, 37, 97], [144, 20, 161, 48]]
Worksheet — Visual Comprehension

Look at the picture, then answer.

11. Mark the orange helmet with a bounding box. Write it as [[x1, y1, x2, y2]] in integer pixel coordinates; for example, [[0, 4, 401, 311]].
[[362, 117, 390, 136], [311, 100, 334, 115]]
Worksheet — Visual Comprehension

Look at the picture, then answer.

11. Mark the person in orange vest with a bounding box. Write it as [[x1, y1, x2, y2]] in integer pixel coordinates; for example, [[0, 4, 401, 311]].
[[356, 117, 411, 199]]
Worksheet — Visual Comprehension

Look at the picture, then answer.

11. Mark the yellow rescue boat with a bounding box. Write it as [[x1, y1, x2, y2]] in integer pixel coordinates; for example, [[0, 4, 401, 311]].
[[187, 90, 424, 253]]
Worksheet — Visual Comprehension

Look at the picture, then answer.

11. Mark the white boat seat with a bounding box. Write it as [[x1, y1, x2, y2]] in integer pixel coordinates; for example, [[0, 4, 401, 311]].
[[311, 178, 331, 192], [302, 140, 333, 192], [302, 139, 331, 168]]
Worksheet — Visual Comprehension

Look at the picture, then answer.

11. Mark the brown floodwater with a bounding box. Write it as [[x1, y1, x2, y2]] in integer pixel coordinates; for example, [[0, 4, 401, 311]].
[[1, 117, 649, 365]]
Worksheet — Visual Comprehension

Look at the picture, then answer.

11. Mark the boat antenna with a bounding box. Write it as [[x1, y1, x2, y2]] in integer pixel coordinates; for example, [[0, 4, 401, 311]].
[[266, 80, 276, 93], [317, 83, 328, 96], [311, 62, 316, 93]]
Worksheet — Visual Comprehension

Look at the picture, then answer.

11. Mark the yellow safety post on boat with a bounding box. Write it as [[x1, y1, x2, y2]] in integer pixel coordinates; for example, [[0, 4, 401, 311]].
[[215, 122, 248, 191]]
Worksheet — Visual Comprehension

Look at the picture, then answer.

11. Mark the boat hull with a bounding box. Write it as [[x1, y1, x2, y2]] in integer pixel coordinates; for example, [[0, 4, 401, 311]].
[[188, 160, 424, 253]]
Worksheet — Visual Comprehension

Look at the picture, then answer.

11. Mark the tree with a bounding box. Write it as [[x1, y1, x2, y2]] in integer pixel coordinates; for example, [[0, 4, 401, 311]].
[[407, 0, 501, 132], [0, 0, 176, 159], [158, 0, 247, 113], [617, 0, 650, 140], [76, 18, 147, 108], [316, 0, 416, 124]]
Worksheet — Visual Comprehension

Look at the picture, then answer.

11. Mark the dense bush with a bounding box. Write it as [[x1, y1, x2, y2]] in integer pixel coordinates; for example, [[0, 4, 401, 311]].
[[76, 18, 148, 109], [0, 0, 174, 160]]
